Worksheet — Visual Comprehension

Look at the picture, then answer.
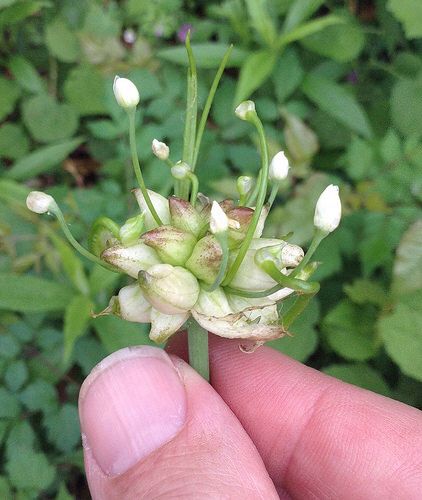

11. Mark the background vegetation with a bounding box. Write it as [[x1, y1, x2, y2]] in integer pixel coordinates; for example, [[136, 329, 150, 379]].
[[1, 0, 422, 497]]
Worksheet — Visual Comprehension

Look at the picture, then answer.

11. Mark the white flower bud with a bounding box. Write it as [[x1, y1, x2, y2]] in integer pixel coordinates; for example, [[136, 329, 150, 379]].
[[118, 284, 151, 323], [139, 264, 200, 315], [314, 184, 341, 233], [269, 151, 290, 181], [171, 161, 190, 180], [210, 201, 228, 234], [235, 100, 256, 121], [133, 188, 170, 230], [113, 75, 140, 109], [237, 176, 252, 196], [26, 191, 56, 214], [101, 242, 161, 278], [119, 214, 144, 246], [152, 139, 169, 160]]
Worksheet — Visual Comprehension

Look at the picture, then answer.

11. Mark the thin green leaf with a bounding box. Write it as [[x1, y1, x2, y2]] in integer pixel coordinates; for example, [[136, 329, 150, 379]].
[[278, 15, 345, 48], [245, 0, 277, 47], [63, 295, 92, 363], [283, 0, 325, 32]]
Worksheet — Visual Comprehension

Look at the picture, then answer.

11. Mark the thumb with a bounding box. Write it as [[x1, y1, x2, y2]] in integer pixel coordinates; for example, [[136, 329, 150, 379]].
[[79, 346, 277, 499]]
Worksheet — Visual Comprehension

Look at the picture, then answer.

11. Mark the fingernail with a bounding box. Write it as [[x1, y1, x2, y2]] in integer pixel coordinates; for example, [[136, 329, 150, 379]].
[[79, 346, 186, 476]]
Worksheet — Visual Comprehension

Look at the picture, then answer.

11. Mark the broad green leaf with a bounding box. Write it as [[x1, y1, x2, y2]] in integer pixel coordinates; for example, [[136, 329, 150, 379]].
[[344, 136, 376, 180], [390, 75, 422, 136], [8, 55, 44, 93], [0, 123, 29, 159], [64, 65, 108, 115], [45, 404, 80, 453], [278, 15, 345, 48], [5, 137, 84, 180], [19, 379, 58, 414], [0, 334, 20, 359], [344, 279, 387, 306], [379, 300, 422, 381], [63, 295, 92, 362], [0, 477, 11, 499], [22, 94, 79, 143], [56, 483, 73, 500], [89, 264, 121, 296], [158, 44, 247, 69], [301, 19, 365, 62], [47, 231, 90, 295], [0, 273, 74, 312], [245, 0, 277, 46], [6, 447, 55, 491], [0, 0, 49, 28], [387, 0, 422, 39], [323, 363, 391, 397], [302, 73, 373, 138], [0, 179, 30, 205], [283, 0, 325, 32], [45, 16, 81, 62], [323, 301, 378, 361], [392, 220, 422, 297], [94, 315, 155, 354], [0, 387, 21, 418], [234, 50, 277, 104], [0, 76, 21, 121], [4, 360, 28, 392], [269, 298, 319, 362], [272, 48, 304, 103], [5, 421, 36, 454]]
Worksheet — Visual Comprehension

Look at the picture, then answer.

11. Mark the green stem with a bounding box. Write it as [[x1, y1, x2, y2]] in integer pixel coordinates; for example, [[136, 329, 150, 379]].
[[192, 45, 233, 171], [188, 319, 209, 381], [246, 170, 261, 207], [188, 172, 199, 207], [223, 113, 269, 285], [202, 232, 229, 292], [51, 206, 118, 272], [238, 193, 248, 206], [282, 292, 318, 329], [259, 259, 320, 294], [128, 110, 163, 226], [290, 229, 326, 278], [267, 183, 280, 207], [224, 283, 284, 298]]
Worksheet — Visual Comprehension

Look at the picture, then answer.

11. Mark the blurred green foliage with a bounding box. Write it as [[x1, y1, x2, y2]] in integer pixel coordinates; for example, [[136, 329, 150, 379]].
[[1, 0, 422, 497]]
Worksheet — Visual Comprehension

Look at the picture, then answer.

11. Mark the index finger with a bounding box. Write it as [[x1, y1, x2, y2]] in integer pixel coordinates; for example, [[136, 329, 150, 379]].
[[167, 333, 422, 498]]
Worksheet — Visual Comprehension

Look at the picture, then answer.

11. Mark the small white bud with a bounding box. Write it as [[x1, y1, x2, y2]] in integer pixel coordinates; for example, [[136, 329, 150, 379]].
[[237, 176, 253, 196], [113, 75, 140, 109], [210, 201, 228, 234], [314, 184, 341, 233], [26, 191, 55, 214], [235, 100, 256, 121], [152, 139, 169, 160], [119, 214, 144, 246], [269, 151, 290, 181], [171, 161, 190, 180]]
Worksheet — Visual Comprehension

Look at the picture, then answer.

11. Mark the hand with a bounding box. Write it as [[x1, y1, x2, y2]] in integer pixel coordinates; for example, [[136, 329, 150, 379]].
[[79, 334, 422, 499]]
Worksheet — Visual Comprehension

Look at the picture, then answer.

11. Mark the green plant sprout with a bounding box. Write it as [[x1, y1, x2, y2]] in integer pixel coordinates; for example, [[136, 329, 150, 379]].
[[26, 36, 341, 381]]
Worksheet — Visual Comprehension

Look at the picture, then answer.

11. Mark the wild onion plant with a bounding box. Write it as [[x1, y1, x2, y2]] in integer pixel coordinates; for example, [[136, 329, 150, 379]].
[[26, 37, 341, 381]]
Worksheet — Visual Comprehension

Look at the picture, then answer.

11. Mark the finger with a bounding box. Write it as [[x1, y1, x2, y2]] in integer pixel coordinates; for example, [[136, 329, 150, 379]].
[[168, 333, 422, 498], [79, 346, 279, 499]]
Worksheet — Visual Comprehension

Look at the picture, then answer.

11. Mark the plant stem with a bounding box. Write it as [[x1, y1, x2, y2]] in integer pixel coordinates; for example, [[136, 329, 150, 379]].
[[267, 183, 280, 207], [282, 292, 318, 329], [290, 229, 326, 278], [223, 113, 269, 285], [259, 259, 320, 294], [225, 283, 284, 298], [188, 319, 209, 381], [128, 110, 163, 226], [192, 45, 233, 171], [188, 172, 199, 206]]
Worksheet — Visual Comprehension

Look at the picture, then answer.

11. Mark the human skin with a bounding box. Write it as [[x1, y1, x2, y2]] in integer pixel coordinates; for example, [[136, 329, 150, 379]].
[[78, 333, 422, 499]]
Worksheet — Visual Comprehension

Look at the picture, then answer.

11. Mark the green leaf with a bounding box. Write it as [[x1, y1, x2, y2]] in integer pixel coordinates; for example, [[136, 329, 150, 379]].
[[6, 447, 55, 491], [379, 300, 422, 381], [4, 360, 28, 392], [45, 16, 81, 62], [0, 477, 11, 499], [387, 0, 422, 39], [19, 379, 58, 414], [302, 74, 372, 138], [245, 0, 277, 46], [344, 279, 387, 306], [89, 264, 120, 296], [63, 295, 92, 363], [5, 137, 84, 180], [272, 48, 304, 103], [344, 136, 376, 181], [157, 44, 247, 69], [323, 301, 378, 361], [234, 50, 277, 104], [47, 231, 90, 295], [6, 421, 36, 454], [278, 15, 345, 47], [22, 94, 79, 143], [301, 18, 365, 62], [392, 220, 422, 297], [0, 123, 29, 160], [0, 387, 21, 418], [0, 0, 49, 28], [0, 334, 20, 359], [56, 483, 73, 500], [0, 273, 74, 312], [45, 404, 80, 453], [269, 298, 319, 362], [94, 315, 155, 354], [64, 65, 108, 116], [390, 75, 422, 136], [283, 0, 325, 32], [8, 55, 44, 93], [0, 76, 21, 121], [323, 363, 391, 397]]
